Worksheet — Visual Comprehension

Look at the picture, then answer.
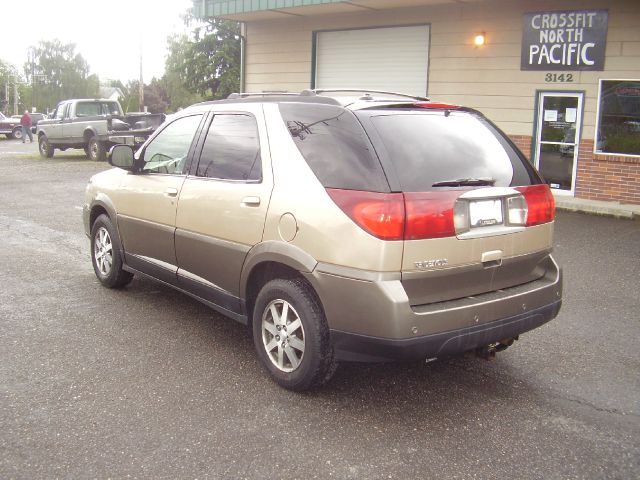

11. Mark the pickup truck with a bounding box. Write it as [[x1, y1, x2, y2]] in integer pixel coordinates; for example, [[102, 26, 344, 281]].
[[37, 99, 164, 160]]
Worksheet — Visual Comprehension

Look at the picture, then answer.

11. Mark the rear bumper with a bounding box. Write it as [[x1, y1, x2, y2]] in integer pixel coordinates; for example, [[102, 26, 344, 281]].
[[330, 299, 561, 362], [308, 255, 562, 362]]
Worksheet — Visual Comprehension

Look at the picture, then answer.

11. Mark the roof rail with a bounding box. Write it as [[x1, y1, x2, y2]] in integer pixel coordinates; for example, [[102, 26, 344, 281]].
[[304, 88, 430, 102], [227, 92, 300, 99]]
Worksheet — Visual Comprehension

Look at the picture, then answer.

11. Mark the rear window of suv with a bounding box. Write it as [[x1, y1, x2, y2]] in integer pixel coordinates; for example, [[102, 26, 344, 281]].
[[279, 103, 389, 192], [360, 110, 540, 192]]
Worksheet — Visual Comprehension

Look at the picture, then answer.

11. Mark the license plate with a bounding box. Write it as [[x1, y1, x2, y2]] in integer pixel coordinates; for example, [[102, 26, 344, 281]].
[[469, 199, 503, 228]]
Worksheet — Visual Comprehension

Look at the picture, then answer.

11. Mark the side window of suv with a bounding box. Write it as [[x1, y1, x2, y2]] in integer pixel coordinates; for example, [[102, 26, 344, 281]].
[[279, 103, 389, 192], [141, 114, 203, 175], [196, 114, 261, 182]]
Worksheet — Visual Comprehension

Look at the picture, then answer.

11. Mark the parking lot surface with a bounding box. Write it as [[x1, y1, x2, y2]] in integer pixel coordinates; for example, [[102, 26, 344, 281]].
[[1, 139, 639, 479]]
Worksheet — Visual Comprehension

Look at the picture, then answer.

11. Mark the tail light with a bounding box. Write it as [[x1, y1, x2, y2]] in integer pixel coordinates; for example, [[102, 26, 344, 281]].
[[326, 189, 405, 240], [328, 185, 555, 241], [326, 189, 460, 240], [515, 185, 555, 226], [404, 191, 461, 239]]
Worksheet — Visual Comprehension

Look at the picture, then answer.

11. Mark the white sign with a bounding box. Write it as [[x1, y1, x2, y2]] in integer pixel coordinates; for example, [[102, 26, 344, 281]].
[[544, 109, 558, 122], [565, 107, 577, 122]]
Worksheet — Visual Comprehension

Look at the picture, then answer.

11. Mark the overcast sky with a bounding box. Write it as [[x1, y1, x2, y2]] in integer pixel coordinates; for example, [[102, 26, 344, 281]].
[[1, 0, 194, 83]]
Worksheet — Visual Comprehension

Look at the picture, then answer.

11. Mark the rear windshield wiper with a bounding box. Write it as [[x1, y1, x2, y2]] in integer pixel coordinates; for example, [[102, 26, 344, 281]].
[[432, 177, 496, 187]]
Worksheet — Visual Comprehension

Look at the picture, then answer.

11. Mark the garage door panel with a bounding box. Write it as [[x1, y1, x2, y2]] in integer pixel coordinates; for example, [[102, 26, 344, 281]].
[[315, 25, 430, 96]]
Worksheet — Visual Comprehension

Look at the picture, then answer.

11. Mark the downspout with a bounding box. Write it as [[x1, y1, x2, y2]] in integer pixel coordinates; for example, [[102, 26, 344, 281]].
[[240, 22, 246, 93]]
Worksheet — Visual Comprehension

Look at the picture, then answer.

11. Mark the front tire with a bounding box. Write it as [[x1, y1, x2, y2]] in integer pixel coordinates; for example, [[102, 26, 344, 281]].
[[90, 214, 133, 288], [87, 137, 106, 161], [252, 278, 337, 391], [39, 135, 54, 158], [12, 127, 22, 140]]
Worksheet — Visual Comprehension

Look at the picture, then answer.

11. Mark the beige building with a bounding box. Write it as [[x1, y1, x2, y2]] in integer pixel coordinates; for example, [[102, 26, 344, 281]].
[[194, 0, 640, 205]]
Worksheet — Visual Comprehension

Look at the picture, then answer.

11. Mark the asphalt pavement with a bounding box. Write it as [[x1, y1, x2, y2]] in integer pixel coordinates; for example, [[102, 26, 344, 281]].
[[1, 138, 639, 479]]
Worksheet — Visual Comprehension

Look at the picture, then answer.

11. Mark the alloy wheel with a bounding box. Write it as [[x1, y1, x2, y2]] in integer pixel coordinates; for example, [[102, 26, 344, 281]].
[[94, 226, 113, 276], [261, 299, 305, 372]]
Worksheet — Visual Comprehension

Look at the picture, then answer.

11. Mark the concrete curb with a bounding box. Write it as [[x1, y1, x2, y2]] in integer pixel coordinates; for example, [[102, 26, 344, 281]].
[[555, 197, 640, 219]]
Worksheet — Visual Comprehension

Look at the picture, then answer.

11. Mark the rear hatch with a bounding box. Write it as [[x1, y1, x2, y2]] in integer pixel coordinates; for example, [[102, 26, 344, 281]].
[[354, 105, 556, 306], [278, 101, 556, 307]]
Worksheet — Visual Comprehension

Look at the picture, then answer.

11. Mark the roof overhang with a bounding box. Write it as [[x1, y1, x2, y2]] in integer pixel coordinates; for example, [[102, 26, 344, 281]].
[[193, 0, 492, 21]]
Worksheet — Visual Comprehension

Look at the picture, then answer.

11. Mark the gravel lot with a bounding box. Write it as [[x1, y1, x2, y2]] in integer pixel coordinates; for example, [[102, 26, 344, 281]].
[[1, 138, 639, 479]]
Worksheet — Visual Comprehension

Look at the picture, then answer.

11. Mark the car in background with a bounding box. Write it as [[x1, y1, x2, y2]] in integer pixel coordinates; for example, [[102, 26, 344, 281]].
[[0, 112, 22, 139]]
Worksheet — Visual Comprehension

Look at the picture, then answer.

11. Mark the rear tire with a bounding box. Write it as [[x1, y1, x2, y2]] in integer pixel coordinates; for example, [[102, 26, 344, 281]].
[[12, 127, 22, 140], [90, 214, 133, 288], [38, 135, 54, 158], [252, 278, 337, 391], [87, 137, 106, 161]]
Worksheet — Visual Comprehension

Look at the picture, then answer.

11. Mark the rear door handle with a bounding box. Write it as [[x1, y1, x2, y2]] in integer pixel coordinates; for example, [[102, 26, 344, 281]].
[[165, 187, 179, 197], [241, 196, 261, 207]]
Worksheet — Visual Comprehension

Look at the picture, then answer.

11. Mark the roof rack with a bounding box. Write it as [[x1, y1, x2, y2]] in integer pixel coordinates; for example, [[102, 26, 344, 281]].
[[302, 88, 430, 102], [227, 89, 430, 102], [227, 92, 300, 99]]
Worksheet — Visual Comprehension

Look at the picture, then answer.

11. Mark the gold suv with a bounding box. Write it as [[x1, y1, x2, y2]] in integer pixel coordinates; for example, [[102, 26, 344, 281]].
[[84, 90, 562, 391]]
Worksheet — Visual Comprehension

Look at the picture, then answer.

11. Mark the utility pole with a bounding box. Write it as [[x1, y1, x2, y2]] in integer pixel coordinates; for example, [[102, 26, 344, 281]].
[[30, 48, 36, 112], [13, 80, 18, 115], [138, 38, 144, 112]]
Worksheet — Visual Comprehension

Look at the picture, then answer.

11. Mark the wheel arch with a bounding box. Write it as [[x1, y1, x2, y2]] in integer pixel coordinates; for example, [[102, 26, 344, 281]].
[[241, 241, 321, 326], [89, 196, 120, 240], [83, 127, 98, 143]]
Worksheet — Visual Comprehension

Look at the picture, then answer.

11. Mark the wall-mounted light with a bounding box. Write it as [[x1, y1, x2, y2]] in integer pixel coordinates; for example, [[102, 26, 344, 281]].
[[474, 32, 486, 46]]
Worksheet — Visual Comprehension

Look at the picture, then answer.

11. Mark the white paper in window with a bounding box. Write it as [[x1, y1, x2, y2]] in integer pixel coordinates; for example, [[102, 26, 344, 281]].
[[544, 110, 558, 122], [565, 108, 577, 123]]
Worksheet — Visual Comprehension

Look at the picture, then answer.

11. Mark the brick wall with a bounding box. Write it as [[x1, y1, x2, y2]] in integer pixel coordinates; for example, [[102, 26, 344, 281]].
[[575, 140, 640, 205], [509, 135, 640, 205], [509, 135, 532, 161]]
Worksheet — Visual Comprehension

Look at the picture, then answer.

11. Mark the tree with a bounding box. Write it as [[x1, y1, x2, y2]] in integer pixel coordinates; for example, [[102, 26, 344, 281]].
[[0, 59, 23, 114], [165, 15, 240, 101], [23, 40, 99, 112], [159, 69, 203, 112], [116, 80, 140, 113], [143, 78, 170, 114]]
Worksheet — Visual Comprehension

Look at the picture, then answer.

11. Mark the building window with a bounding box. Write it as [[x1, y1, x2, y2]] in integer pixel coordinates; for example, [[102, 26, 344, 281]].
[[596, 80, 640, 156]]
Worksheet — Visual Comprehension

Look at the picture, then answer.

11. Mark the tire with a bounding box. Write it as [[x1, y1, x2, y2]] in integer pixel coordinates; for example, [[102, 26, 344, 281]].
[[90, 214, 133, 288], [38, 135, 54, 158], [252, 278, 337, 391], [12, 127, 22, 140], [87, 137, 106, 161]]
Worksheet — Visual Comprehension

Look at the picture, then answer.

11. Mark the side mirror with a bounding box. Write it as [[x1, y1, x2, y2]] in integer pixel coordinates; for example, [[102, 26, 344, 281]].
[[108, 144, 135, 170]]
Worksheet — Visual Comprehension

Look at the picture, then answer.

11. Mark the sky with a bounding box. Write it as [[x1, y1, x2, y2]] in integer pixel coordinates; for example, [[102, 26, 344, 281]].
[[0, 0, 194, 83]]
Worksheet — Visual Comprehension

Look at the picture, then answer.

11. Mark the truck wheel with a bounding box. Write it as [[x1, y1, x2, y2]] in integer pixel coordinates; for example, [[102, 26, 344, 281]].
[[38, 135, 54, 158], [88, 137, 106, 161], [252, 278, 337, 391], [12, 127, 22, 140]]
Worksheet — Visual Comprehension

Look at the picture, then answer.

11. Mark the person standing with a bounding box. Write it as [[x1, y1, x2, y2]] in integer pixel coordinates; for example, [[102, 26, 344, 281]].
[[20, 110, 33, 143]]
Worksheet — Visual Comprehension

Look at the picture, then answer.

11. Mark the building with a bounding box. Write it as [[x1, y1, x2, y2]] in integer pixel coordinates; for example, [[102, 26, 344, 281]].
[[193, 0, 640, 205], [98, 86, 124, 102]]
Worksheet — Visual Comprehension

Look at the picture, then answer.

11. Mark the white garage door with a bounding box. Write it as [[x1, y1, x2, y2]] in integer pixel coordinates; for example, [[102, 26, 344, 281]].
[[315, 25, 430, 97]]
